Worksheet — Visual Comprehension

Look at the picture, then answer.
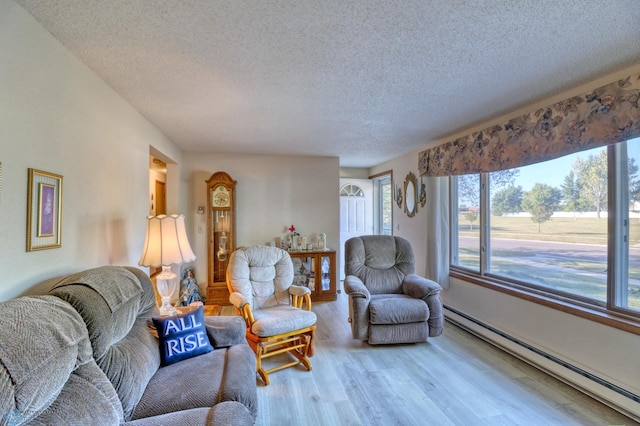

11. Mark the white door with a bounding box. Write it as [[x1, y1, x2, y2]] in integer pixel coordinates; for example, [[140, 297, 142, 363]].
[[339, 179, 373, 280]]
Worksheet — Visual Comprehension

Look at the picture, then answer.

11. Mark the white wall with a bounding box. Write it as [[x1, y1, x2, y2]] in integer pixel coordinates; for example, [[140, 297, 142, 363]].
[[0, 0, 181, 300], [339, 167, 369, 179], [181, 152, 340, 294]]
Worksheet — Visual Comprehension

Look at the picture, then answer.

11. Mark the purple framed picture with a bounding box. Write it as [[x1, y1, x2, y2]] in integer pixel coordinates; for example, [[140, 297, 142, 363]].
[[27, 168, 63, 251], [38, 183, 55, 236]]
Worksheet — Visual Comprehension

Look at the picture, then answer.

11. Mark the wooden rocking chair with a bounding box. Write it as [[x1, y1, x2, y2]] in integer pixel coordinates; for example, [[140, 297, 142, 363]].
[[226, 245, 316, 385]]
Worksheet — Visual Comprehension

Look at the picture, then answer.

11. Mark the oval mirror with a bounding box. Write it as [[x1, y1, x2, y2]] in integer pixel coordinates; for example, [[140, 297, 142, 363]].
[[404, 172, 417, 218]]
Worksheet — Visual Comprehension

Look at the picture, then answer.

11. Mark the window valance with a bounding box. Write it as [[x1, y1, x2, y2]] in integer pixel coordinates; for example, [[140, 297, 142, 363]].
[[418, 72, 640, 177]]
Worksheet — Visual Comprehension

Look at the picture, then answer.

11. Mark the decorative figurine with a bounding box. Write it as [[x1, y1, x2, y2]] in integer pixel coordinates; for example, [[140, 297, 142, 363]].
[[317, 232, 326, 250], [180, 268, 203, 306]]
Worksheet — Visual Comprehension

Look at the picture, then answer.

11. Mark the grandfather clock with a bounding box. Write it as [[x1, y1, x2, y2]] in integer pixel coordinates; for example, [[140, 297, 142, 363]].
[[206, 171, 236, 305]]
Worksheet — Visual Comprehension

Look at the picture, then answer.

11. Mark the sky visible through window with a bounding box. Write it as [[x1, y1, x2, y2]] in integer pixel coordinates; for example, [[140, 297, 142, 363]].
[[513, 137, 640, 191]]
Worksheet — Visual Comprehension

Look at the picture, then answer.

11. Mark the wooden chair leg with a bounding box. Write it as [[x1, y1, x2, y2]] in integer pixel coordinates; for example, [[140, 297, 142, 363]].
[[256, 342, 270, 385], [258, 367, 270, 386], [288, 336, 312, 371], [306, 329, 315, 357]]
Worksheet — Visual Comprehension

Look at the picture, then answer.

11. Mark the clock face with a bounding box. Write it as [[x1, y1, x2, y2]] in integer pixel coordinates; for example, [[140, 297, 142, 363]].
[[213, 186, 230, 207]]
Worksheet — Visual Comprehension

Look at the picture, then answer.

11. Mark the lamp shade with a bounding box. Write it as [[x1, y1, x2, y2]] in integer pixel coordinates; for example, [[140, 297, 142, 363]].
[[138, 214, 196, 267]]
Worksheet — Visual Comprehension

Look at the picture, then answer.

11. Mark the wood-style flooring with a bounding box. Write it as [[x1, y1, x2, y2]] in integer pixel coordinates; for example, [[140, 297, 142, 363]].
[[219, 290, 638, 425]]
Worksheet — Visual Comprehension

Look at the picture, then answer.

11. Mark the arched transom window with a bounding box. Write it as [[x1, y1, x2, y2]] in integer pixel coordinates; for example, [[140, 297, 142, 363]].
[[340, 184, 364, 197]]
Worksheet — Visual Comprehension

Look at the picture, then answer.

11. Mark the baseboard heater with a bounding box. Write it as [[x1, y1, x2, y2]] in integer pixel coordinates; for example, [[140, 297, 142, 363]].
[[444, 304, 640, 422]]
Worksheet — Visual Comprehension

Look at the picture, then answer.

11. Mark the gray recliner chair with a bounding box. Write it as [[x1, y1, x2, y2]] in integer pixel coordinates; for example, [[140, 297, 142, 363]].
[[344, 235, 444, 344]]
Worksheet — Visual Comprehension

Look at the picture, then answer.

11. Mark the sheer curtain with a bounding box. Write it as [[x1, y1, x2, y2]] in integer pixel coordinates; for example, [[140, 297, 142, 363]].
[[425, 176, 449, 289]]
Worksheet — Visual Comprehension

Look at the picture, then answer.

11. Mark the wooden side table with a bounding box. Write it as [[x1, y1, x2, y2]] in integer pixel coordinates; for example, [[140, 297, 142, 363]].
[[175, 304, 221, 316]]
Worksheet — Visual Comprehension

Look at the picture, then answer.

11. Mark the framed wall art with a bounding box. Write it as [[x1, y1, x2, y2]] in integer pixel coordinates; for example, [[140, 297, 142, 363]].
[[26, 168, 63, 251]]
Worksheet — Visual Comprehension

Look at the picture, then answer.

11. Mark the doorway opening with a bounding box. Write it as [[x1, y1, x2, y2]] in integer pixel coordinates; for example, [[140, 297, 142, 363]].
[[339, 178, 372, 280], [148, 155, 167, 278], [149, 156, 167, 216], [338, 171, 393, 280]]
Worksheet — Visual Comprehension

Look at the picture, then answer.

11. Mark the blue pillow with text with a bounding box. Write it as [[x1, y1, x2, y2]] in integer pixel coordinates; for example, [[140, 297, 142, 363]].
[[152, 305, 213, 366]]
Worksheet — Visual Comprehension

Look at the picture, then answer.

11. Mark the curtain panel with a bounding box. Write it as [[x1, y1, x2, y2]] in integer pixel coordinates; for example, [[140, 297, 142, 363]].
[[418, 72, 640, 177], [424, 176, 450, 289]]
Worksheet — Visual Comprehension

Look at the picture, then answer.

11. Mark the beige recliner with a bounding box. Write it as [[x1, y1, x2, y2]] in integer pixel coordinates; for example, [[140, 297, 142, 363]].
[[344, 235, 444, 344]]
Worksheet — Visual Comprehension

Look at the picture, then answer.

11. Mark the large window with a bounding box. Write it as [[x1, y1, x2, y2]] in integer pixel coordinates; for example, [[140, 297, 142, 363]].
[[451, 138, 640, 315], [453, 173, 480, 270]]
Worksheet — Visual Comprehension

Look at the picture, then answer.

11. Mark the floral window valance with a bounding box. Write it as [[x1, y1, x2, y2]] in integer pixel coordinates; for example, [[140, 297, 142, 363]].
[[418, 72, 640, 177]]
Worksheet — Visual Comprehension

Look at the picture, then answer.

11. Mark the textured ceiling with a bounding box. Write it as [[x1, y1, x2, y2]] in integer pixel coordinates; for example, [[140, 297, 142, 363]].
[[15, 0, 640, 167]]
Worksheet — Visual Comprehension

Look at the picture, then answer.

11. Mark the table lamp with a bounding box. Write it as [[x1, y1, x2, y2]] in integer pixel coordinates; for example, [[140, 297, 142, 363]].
[[139, 214, 196, 316]]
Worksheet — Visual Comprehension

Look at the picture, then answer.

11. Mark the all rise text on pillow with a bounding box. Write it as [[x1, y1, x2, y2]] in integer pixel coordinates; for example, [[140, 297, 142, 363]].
[[161, 314, 209, 356]]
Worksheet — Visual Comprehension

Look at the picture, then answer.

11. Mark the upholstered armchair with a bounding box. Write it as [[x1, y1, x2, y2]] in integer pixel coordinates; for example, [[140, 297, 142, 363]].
[[227, 245, 317, 385], [344, 235, 444, 344]]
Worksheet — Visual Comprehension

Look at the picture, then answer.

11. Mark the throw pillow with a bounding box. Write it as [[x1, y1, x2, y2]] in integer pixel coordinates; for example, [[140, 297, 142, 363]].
[[152, 305, 213, 366]]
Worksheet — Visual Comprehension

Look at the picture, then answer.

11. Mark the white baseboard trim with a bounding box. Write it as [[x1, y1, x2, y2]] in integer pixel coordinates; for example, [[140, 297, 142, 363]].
[[444, 305, 640, 422]]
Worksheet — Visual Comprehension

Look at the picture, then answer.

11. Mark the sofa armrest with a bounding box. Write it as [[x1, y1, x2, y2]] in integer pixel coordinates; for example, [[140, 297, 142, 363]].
[[229, 291, 249, 310], [289, 284, 311, 297], [402, 274, 444, 337], [344, 275, 371, 340], [125, 402, 255, 426], [402, 274, 441, 298], [204, 316, 247, 348], [344, 275, 370, 299], [289, 285, 313, 310]]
